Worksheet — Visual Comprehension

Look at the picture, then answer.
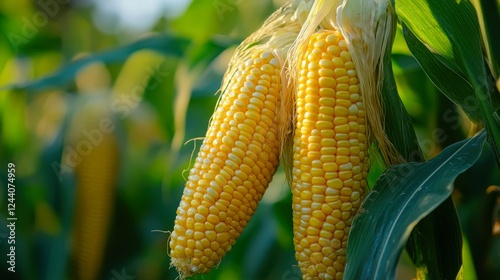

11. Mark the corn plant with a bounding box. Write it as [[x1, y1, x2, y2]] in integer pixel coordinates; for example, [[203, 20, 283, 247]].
[[0, 0, 498, 279]]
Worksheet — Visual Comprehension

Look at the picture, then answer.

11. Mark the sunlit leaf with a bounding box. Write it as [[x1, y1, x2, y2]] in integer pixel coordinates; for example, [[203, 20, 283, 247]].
[[345, 131, 487, 279], [0, 91, 27, 151], [186, 37, 238, 70], [397, 0, 500, 169], [173, 0, 238, 43], [2, 34, 190, 92], [402, 25, 480, 122], [396, 0, 485, 85]]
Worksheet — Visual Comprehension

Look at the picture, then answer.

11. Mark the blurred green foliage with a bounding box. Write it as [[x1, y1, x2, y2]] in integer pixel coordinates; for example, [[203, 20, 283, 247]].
[[0, 0, 498, 279]]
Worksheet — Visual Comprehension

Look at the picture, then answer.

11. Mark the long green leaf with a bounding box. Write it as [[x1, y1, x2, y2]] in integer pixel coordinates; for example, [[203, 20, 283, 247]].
[[396, 0, 485, 85], [345, 131, 486, 280], [472, 0, 500, 78], [383, 51, 422, 163], [380, 13, 421, 166], [391, 28, 465, 279], [402, 24, 481, 122], [384, 19, 457, 280], [397, 0, 500, 168], [2, 34, 190, 92]]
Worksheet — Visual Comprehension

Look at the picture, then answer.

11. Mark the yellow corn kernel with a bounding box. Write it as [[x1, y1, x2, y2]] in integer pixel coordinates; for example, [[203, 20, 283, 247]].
[[170, 50, 281, 277], [70, 112, 119, 280], [292, 30, 369, 279]]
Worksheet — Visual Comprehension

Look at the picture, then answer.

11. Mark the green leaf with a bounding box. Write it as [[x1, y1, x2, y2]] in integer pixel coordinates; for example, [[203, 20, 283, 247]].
[[472, 0, 500, 78], [401, 24, 481, 122], [172, 0, 238, 43], [381, 25, 421, 164], [392, 53, 439, 128], [406, 197, 462, 280], [386, 15, 465, 280], [391, 27, 412, 56], [186, 37, 239, 70], [396, 0, 485, 87], [2, 34, 190, 92], [0, 90, 27, 151], [345, 131, 487, 280], [384, 25, 458, 280], [39, 123, 72, 280], [397, 0, 500, 168], [242, 210, 278, 279]]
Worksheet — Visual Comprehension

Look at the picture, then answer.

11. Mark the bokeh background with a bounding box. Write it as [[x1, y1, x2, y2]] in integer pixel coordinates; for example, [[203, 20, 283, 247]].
[[0, 0, 498, 279]]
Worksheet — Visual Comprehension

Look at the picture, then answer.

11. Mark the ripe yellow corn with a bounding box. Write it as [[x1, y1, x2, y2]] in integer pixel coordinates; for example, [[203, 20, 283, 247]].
[[292, 30, 369, 279], [170, 49, 282, 277], [70, 113, 119, 280]]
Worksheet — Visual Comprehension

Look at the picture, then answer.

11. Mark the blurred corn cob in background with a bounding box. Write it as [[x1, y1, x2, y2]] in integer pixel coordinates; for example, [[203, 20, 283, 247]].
[[68, 100, 119, 280], [65, 63, 120, 280]]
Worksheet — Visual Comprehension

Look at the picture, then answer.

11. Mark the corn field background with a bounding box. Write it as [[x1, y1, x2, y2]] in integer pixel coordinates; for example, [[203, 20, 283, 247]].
[[0, 0, 499, 279]]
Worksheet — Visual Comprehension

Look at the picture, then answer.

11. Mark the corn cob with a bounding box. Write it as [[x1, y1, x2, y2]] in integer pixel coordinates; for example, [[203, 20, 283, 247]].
[[169, 0, 315, 276], [69, 107, 119, 280], [170, 49, 282, 277], [291, 30, 369, 279]]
